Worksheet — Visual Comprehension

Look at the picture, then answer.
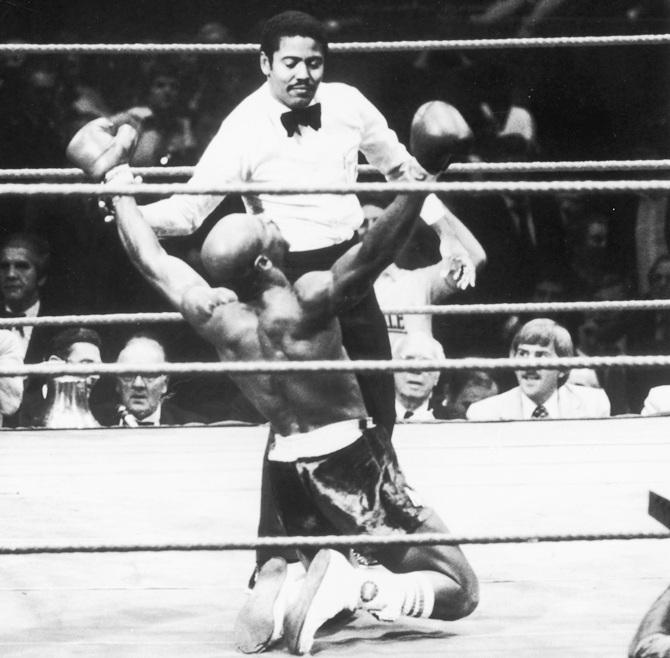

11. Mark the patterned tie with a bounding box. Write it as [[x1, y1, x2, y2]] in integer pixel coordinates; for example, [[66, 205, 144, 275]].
[[532, 404, 548, 419], [280, 103, 322, 137]]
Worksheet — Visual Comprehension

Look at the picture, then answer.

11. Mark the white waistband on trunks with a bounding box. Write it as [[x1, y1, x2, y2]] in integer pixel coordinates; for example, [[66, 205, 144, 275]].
[[268, 418, 373, 463]]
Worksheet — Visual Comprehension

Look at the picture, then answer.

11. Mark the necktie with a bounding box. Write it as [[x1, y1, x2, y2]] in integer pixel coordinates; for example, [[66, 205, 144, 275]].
[[280, 103, 321, 137], [6, 311, 25, 338], [532, 404, 548, 419], [403, 410, 414, 420]]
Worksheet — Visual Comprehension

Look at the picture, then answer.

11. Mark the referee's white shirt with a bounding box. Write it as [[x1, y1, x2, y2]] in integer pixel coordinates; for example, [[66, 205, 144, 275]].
[[140, 81, 411, 251]]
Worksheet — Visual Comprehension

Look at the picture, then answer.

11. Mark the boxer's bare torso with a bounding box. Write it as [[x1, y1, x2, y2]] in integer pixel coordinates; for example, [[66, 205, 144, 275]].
[[183, 269, 367, 436]]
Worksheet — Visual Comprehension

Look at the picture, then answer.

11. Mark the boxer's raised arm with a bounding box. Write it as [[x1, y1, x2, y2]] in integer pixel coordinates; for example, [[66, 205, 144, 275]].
[[328, 101, 458, 311], [108, 166, 213, 316], [329, 190, 429, 311]]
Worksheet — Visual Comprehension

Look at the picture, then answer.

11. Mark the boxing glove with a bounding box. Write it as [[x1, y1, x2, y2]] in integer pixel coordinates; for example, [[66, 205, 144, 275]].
[[66, 118, 138, 180], [410, 101, 473, 174]]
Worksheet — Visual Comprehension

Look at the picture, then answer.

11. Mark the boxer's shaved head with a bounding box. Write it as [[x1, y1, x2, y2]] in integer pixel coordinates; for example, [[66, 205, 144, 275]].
[[201, 214, 289, 296]]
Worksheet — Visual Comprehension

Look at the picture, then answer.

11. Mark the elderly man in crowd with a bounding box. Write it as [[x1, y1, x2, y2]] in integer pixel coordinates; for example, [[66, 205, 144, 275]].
[[96, 333, 205, 427], [467, 318, 611, 421], [393, 332, 445, 421]]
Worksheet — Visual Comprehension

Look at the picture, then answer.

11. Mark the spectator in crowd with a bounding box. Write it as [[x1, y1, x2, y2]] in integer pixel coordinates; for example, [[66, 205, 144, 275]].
[[95, 333, 206, 427], [631, 255, 670, 356], [0, 329, 24, 426], [467, 318, 611, 420], [501, 267, 575, 354], [393, 332, 445, 421], [574, 274, 635, 414], [0, 233, 57, 363], [566, 208, 615, 297], [634, 191, 669, 298], [22, 326, 103, 428], [0, 233, 69, 426], [181, 21, 256, 153], [1, 58, 69, 169], [54, 34, 111, 136], [116, 60, 197, 168], [434, 370, 499, 420], [629, 255, 670, 410]]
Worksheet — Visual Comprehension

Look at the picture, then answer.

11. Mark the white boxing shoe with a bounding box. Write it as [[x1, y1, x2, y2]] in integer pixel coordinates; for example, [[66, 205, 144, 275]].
[[284, 549, 360, 655], [234, 557, 288, 653]]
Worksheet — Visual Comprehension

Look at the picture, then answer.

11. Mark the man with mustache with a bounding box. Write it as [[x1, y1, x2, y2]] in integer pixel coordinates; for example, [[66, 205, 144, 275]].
[[466, 318, 611, 421]]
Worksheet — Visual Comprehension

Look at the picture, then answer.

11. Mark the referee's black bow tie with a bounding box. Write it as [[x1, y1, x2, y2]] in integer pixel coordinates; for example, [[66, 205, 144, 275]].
[[280, 103, 321, 137]]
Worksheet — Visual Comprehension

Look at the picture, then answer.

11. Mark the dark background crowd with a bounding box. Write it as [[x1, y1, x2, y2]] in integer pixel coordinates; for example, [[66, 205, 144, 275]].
[[1, 0, 669, 423]]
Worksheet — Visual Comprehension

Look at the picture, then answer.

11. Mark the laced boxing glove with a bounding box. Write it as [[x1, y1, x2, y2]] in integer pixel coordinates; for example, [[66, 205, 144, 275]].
[[66, 118, 138, 180], [410, 100, 473, 174]]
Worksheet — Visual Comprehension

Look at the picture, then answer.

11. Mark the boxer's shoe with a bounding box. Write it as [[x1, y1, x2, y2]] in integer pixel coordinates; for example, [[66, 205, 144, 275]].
[[284, 549, 359, 655], [234, 557, 288, 653]]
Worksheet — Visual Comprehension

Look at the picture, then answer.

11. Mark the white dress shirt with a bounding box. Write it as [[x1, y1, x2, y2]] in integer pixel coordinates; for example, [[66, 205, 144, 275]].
[[140, 81, 411, 251], [395, 398, 434, 421], [519, 389, 560, 419], [120, 404, 161, 426], [0, 329, 24, 424]]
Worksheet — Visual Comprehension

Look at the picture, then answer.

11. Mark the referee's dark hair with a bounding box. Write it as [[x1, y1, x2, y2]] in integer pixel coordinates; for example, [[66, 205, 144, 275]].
[[260, 10, 328, 62]]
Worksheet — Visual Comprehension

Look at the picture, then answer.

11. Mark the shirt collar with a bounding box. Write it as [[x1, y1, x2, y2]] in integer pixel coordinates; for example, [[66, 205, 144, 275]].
[[395, 397, 430, 419], [520, 388, 559, 418], [5, 299, 40, 317], [262, 81, 322, 119], [141, 405, 162, 426]]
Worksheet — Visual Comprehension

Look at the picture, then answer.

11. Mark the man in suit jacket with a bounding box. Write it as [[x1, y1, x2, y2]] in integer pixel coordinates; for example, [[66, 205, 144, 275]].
[[0, 232, 68, 426], [95, 332, 205, 426], [393, 332, 445, 421], [467, 318, 611, 421], [0, 232, 53, 364]]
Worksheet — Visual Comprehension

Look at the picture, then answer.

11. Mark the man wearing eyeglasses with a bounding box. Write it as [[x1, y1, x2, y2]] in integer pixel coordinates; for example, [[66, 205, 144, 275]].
[[107, 332, 205, 427]]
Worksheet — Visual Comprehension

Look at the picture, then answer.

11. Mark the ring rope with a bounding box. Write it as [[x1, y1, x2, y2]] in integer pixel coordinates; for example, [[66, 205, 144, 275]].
[[1, 529, 668, 555], [3, 299, 670, 331], [5, 355, 670, 378], [2, 33, 670, 55], [3, 179, 670, 197], [4, 159, 670, 180]]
